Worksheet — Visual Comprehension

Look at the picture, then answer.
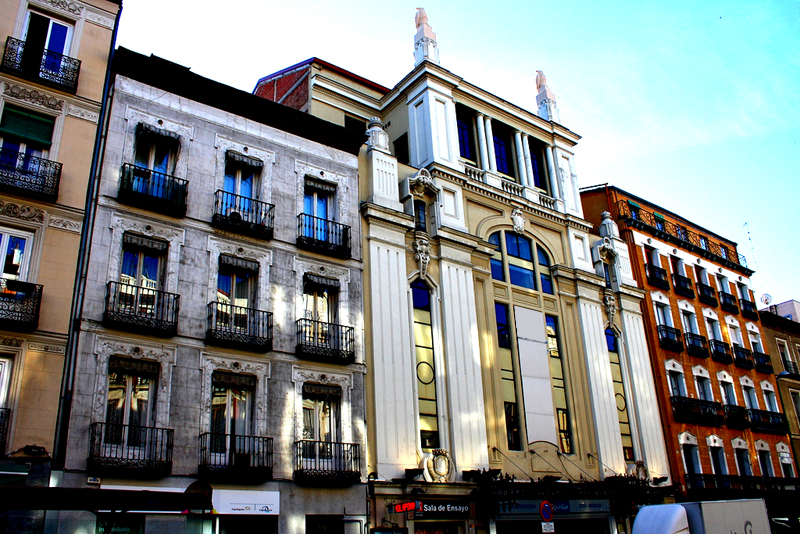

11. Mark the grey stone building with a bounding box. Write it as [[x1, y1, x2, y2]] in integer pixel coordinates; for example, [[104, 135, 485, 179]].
[[57, 48, 366, 533]]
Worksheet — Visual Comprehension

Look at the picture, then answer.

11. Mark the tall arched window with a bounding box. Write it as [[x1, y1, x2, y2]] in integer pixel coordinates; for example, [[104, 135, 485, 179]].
[[412, 279, 439, 450]]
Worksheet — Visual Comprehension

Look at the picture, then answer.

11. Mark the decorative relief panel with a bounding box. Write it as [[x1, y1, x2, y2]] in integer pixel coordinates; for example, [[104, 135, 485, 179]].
[[28, 343, 65, 354], [48, 217, 81, 233], [86, 10, 114, 29], [39, 0, 84, 15], [67, 104, 99, 123], [0, 201, 44, 224], [0, 337, 23, 347], [3, 83, 64, 111]]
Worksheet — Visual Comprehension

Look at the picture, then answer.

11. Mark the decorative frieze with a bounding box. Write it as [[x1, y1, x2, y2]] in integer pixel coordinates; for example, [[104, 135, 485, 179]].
[[27, 343, 65, 354], [41, 0, 84, 15], [86, 11, 114, 29], [0, 337, 23, 347], [67, 104, 99, 123], [0, 201, 44, 224], [3, 83, 64, 111], [48, 217, 82, 233]]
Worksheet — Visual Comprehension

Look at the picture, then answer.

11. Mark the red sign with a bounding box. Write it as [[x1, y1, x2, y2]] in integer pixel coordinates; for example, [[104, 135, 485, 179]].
[[392, 501, 419, 513], [540, 500, 554, 522]]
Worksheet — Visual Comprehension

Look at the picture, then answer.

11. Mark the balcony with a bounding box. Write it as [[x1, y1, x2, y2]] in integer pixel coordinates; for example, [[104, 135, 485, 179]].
[[697, 282, 718, 307], [658, 325, 684, 353], [1, 37, 81, 93], [719, 291, 739, 315], [88, 422, 173, 478], [782, 359, 800, 378], [296, 214, 351, 259], [0, 279, 42, 332], [0, 407, 9, 455], [724, 404, 750, 430], [118, 163, 188, 218], [206, 302, 272, 353], [710, 339, 733, 365], [753, 352, 773, 374], [684, 333, 710, 359], [293, 440, 360, 487], [198, 433, 273, 483], [645, 264, 670, 290], [686, 473, 800, 493], [748, 409, 789, 434], [0, 147, 61, 202], [104, 281, 179, 337], [671, 273, 695, 298], [740, 299, 759, 320], [733, 346, 754, 370], [211, 190, 274, 240], [670, 396, 725, 426], [295, 318, 355, 364]]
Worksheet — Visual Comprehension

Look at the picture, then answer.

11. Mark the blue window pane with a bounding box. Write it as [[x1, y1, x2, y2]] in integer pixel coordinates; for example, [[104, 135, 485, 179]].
[[490, 258, 504, 281], [537, 247, 550, 266], [506, 234, 532, 261], [505, 233, 519, 257], [540, 274, 553, 294], [605, 328, 618, 352], [494, 136, 509, 175], [488, 232, 500, 247], [509, 264, 535, 289], [495, 303, 511, 349], [457, 119, 473, 160], [411, 279, 430, 310]]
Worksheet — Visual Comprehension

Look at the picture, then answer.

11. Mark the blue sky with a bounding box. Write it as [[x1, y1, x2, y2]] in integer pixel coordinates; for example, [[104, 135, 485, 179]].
[[117, 0, 800, 305]]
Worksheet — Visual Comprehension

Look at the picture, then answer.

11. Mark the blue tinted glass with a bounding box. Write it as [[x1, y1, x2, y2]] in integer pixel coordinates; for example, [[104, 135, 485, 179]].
[[505, 233, 519, 258], [506, 234, 532, 261], [411, 279, 430, 311], [540, 274, 553, 294], [495, 303, 511, 349], [491, 258, 504, 281], [457, 119, 472, 160], [546, 315, 556, 331], [537, 247, 549, 266], [605, 328, 617, 352], [509, 265, 535, 289], [488, 232, 500, 246], [494, 136, 508, 174]]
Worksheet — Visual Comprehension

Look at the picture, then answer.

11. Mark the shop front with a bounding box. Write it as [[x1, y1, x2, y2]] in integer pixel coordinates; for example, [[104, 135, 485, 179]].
[[494, 499, 612, 533]]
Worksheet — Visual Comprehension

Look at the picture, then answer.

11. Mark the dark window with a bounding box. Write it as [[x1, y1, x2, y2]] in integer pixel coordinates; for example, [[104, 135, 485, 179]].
[[456, 105, 476, 161], [414, 199, 427, 233], [393, 133, 409, 165], [488, 232, 504, 282], [605, 328, 617, 352], [527, 138, 550, 193], [306, 515, 344, 534], [343, 115, 366, 133], [537, 247, 553, 294], [495, 302, 511, 349], [494, 134, 510, 175]]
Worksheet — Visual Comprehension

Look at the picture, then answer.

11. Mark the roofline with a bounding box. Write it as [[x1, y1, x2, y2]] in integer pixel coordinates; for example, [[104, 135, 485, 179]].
[[254, 57, 391, 95]]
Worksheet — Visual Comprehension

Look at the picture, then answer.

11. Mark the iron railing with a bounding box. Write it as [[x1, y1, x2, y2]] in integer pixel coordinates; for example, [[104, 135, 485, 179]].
[[199, 432, 273, 483], [782, 359, 800, 377], [724, 404, 750, 429], [645, 264, 670, 290], [293, 440, 360, 487], [295, 318, 355, 364], [753, 351, 773, 374], [740, 299, 759, 320], [118, 163, 188, 217], [697, 282, 718, 307], [686, 473, 800, 492], [748, 409, 789, 434], [685, 332, 710, 358], [672, 273, 695, 298], [710, 339, 732, 365], [657, 325, 684, 353], [670, 395, 725, 426], [103, 281, 179, 337], [0, 279, 42, 332], [0, 408, 9, 456], [296, 214, 351, 259], [616, 200, 749, 270], [88, 422, 173, 478], [206, 302, 272, 352], [719, 291, 739, 314], [0, 147, 61, 202], [211, 190, 274, 240], [1, 36, 81, 93], [733, 346, 754, 370]]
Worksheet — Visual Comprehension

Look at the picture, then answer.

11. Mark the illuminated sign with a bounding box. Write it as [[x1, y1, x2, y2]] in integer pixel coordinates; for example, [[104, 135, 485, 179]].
[[391, 501, 420, 514]]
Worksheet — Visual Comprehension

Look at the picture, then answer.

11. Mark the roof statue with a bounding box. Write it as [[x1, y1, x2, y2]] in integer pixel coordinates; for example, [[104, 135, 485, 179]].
[[536, 70, 547, 91], [415, 8, 429, 29]]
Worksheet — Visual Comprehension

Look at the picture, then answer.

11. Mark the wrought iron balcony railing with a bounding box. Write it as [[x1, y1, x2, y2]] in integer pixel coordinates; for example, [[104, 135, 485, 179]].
[[710, 339, 732, 365], [211, 190, 274, 240], [670, 395, 725, 426], [740, 298, 759, 320], [719, 291, 739, 314], [685, 332, 710, 358], [753, 352, 773, 374], [733, 346, 754, 370], [199, 432, 273, 483], [658, 325, 684, 353], [296, 214, 351, 259], [645, 264, 670, 290], [0, 407, 9, 456], [1, 36, 81, 93], [686, 473, 800, 492], [0, 279, 42, 332], [103, 281, 179, 337], [293, 440, 360, 487], [88, 422, 173, 478], [748, 409, 789, 434], [295, 318, 355, 364], [672, 273, 695, 298], [616, 200, 749, 271], [206, 302, 272, 352], [697, 282, 718, 307], [782, 359, 800, 378], [0, 147, 61, 202], [118, 163, 188, 218], [724, 404, 750, 430]]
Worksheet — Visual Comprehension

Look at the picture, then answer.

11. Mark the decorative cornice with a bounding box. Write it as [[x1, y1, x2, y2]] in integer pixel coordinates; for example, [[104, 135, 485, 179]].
[[67, 104, 99, 123], [48, 216, 81, 233], [42, 0, 84, 15], [3, 83, 64, 111], [0, 201, 45, 224], [28, 343, 65, 354]]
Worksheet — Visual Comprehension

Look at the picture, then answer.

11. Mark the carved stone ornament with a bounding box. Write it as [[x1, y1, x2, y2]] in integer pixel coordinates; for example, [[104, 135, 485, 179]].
[[366, 117, 389, 152], [597, 236, 617, 261], [413, 237, 431, 280], [4, 83, 64, 111], [420, 448, 454, 482], [0, 337, 23, 347], [603, 287, 617, 329], [67, 104, 99, 123], [409, 168, 438, 198], [48, 217, 81, 233], [0, 201, 44, 223], [28, 343, 65, 354], [510, 208, 525, 234], [43, 0, 84, 15], [86, 11, 114, 29]]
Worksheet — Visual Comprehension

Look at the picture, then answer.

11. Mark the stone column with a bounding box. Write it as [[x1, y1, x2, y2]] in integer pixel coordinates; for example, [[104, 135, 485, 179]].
[[522, 134, 535, 189], [484, 116, 497, 173], [476, 112, 489, 172], [514, 130, 528, 187], [545, 146, 559, 198]]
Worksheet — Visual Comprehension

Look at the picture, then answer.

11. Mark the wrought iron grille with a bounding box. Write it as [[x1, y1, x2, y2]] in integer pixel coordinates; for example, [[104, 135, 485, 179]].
[[710, 339, 733, 364], [1, 37, 81, 93], [88, 422, 173, 478], [206, 302, 272, 352], [719, 291, 739, 314], [672, 273, 695, 298], [733, 346, 754, 370], [697, 282, 718, 307], [0, 279, 42, 331], [211, 190, 274, 240], [118, 163, 188, 217], [748, 409, 789, 434], [724, 404, 750, 429], [657, 325, 684, 353], [753, 352, 773, 374], [670, 395, 725, 426], [684, 332, 709, 358], [295, 318, 355, 364], [199, 432, 273, 482], [645, 264, 670, 290], [293, 440, 360, 487], [0, 147, 61, 202], [783, 359, 799, 377], [740, 298, 759, 320], [296, 214, 351, 259], [104, 281, 179, 337], [0, 407, 9, 455]]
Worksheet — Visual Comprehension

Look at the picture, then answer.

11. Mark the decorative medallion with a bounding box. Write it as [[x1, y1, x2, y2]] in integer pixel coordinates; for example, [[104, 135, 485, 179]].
[[421, 448, 454, 482], [627, 460, 649, 481], [413, 237, 431, 280]]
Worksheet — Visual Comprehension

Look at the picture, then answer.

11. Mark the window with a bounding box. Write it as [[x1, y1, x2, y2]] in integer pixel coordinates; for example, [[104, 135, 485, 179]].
[[493, 133, 512, 176], [720, 380, 736, 405], [537, 247, 554, 294], [105, 357, 158, 443], [414, 199, 428, 233], [216, 256, 258, 331], [489, 231, 537, 290], [343, 115, 366, 133], [699, 236, 708, 250], [0, 354, 12, 409], [716, 274, 729, 294], [210, 372, 254, 454], [547, 316, 572, 454], [709, 446, 727, 475], [668, 370, 687, 397], [683, 443, 701, 474], [696, 375, 713, 401], [302, 384, 340, 443], [608, 329, 634, 462], [735, 447, 753, 476], [488, 232, 504, 282], [0, 227, 33, 284], [695, 266, 709, 285], [21, 11, 73, 78], [306, 515, 344, 534], [220, 151, 262, 222], [719, 246, 728, 259], [412, 280, 439, 450], [791, 391, 800, 425], [742, 385, 759, 409], [0, 104, 55, 175], [130, 124, 180, 199], [706, 318, 723, 341], [302, 178, 335, 240], [777, 340, 791, 364], [749, 333, 763, 353], [653, 213, 665, 232], [655, 303, 671, 327], [393, 133, 409, 165], [455, 105, 476, 162], [758, 450, 774, 477], [495, 303, 520, 450], [681, 311, 697, 334], [737, 283, 750, 301], [303, 274, 338, 325], [780, 449, 795, 478], [676, 225, 688, 241], [729, 325, 743, 347], [627, 201, 640, 220], [118, 234, 167, 317], [527, 137, 550, 193], [764, 389, 779, 412]]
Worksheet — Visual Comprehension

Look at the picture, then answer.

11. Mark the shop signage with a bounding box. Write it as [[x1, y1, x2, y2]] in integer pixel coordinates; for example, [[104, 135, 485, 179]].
[[390, 500, 420, 513], [498, 499, 610, 518], [542, 522, 555, 533], [413, 500, 470, 519], [212, 489, 280, 515]]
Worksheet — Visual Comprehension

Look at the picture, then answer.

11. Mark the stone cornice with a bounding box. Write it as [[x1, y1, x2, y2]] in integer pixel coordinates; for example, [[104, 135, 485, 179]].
[[313, 84, 382, 117]]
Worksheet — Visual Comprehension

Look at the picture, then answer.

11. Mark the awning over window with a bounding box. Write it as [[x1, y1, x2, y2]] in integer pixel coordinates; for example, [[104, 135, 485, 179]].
[[303, 383, 341, 398], [226, 150, 263, 169], [123, 233, 168, 252], [212, 370, 256, 389], [303, 273, 339, 293], [304, 177, 336, 194], [627, 200, 640, 209], [108, 356, 160, 377], [219, 254, 259, 272], [0, 105, 55, 147], [136, 122, 180, 141]]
